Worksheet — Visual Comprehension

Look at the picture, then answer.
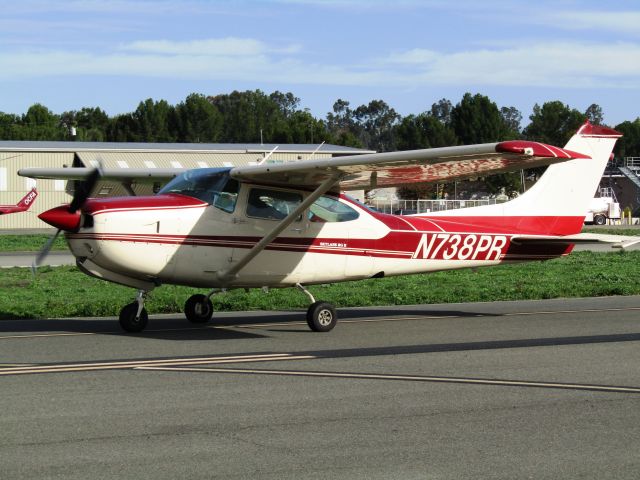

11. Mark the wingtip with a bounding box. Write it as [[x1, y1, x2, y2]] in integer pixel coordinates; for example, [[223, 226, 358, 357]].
[[496, 140, 591, 159], [577, 120, 623, 138]]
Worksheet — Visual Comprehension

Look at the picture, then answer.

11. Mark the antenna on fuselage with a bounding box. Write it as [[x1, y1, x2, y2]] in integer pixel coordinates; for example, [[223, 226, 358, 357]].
[[307, 141, 325, 160], [257, 145, 279, 165]]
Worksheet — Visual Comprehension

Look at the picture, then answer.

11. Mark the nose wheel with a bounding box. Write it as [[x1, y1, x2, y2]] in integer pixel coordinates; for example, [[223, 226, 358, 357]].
[[119, 301, 149, 333]]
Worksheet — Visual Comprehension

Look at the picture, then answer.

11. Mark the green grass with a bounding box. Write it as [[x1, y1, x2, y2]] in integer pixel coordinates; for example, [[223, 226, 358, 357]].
[[581, 227, 640, 236], [0, 251, 638, 319], [0, 234, 67, 252]]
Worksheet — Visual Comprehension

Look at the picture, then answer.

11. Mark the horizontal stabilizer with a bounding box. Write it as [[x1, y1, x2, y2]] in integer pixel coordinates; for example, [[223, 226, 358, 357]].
[[511, 233, 640, 249]]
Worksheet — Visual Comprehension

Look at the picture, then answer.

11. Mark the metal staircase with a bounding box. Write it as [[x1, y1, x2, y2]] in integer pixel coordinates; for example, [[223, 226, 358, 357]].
[[619, 164, 640, 190]]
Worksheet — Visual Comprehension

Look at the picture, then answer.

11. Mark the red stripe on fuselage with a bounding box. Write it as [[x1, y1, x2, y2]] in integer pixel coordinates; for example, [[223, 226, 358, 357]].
[[84, 194, 207, 215], [69, 231, 572, 261]]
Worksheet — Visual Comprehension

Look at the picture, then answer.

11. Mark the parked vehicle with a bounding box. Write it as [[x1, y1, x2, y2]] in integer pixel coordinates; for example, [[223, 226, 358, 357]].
[[584, 188, 620, 225]]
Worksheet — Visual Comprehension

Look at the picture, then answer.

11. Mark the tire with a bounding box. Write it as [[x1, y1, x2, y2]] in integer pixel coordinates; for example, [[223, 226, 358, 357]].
[[184, 294, 213, 324], [306, 301, 337, 332], [119, 302, 149, 333], [594, 214, 607, 225]]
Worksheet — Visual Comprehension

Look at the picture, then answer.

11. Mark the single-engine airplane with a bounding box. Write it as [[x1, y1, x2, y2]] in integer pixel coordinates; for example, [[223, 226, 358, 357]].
[[19, 121, 636, 333], [0, 188, 38, 215]]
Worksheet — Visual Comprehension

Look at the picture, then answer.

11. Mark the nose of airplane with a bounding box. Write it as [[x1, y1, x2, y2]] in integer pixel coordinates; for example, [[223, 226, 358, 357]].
[[38, 205, 81, 232]]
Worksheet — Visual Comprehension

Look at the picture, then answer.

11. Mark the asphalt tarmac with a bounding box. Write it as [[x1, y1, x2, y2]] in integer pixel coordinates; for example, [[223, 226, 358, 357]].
[[1, 296, 639, 479]]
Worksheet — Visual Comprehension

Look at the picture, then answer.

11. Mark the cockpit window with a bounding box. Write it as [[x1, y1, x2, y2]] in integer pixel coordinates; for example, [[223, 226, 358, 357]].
[[246, 188, 302, 221], [309, 195, 360, 222], [158, 168, 239, 213]]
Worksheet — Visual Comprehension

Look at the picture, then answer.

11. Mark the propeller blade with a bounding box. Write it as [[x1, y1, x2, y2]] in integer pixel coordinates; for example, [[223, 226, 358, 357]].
[[69, 164, 102, 213], [32, 229, 61, 274]]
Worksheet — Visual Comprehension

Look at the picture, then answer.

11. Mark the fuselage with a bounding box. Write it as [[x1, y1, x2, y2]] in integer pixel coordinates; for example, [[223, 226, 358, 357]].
[[60, 179, 574, 290]]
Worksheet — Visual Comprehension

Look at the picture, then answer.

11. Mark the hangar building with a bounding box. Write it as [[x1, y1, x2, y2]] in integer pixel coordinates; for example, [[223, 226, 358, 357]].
[[0, 141, 373, 230]]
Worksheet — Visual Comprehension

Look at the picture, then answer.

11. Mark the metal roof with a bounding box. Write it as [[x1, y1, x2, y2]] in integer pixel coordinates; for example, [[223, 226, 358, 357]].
[[0, 140, 374, 155]]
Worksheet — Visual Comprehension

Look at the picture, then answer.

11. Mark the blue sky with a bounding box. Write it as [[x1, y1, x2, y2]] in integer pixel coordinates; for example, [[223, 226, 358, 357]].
[[2, 0, 640, 127]]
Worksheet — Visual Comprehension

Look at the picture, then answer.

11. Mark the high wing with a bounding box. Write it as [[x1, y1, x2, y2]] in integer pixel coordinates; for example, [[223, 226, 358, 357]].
[[18, 140, 589, 191], [229, 141, 590, 190], [17, 167, 185, 183]]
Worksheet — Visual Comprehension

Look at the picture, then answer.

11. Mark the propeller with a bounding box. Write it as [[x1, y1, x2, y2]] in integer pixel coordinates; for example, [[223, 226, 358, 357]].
[[32, 163, 103, 273], [69, 166, 102, 213]]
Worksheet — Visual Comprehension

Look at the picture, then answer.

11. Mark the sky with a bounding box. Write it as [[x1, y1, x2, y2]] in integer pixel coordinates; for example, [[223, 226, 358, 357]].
[[2, 0, 640, 127]]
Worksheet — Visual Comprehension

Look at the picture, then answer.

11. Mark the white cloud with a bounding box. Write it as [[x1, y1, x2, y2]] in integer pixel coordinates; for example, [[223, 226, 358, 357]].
[[548, 10, 640, 36], [1, 0, 226, 15], [119, 38, 300, 56], [3, 38, 640, 91], [384, 49, 440, 65], [378, 42, 640, 88]]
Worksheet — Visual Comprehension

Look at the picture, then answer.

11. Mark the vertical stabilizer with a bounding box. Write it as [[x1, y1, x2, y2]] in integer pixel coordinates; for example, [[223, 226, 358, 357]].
[[17, 188, 38, 211], [504, 121, 621, 218]]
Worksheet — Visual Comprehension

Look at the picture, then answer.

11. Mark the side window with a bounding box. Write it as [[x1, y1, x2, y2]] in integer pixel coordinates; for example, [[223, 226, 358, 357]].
[[246, 188, 302, 221], [212, 178, 239, 213], [309, 196, 360, 223]]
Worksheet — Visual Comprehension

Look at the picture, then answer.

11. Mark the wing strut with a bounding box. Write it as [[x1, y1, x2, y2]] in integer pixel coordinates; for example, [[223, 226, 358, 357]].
[[216, 172, 342, 284]]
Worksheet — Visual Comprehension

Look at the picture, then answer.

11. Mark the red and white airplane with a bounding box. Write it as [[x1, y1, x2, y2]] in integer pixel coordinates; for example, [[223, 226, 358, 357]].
[[0, 188, 38, 215], [19, 121, 636, 333]]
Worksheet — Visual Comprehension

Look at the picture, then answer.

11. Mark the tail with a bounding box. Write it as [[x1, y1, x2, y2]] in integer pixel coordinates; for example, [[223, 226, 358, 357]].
[[505, 121, 621, 221], [17, 188, 38, 211], [427, 121, 622, 235]]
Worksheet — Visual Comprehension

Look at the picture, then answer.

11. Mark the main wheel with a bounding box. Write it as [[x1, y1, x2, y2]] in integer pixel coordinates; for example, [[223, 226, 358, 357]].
[[594, 214, 607, 225], [306, 301, 337, 332], [119, 302, 149, 333], [184, 294, 213, 324]]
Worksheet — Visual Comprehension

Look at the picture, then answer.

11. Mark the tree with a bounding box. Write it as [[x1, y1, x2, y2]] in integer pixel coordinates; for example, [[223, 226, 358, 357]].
[[430, 98, 453, 124], [132, 98, 175, 142], [174, 93, 222, 142], [60, 107, 110, 141], [284, 110, 331, 144], [613, 118, 640, 159], [522, 101, 584, 146], [450, 93, 511, 144], [107, 113, 138, 142], [500, 106, 522, 135], [22, 104, 65, 140], [394, 113, 456, 151], [269, 91, 300, 118], [326, 99, 362, 147], [585, 103, 604, 125], [209, 90, 284, 143], [353, 99, 400, 152], [0, 112, 22, 140]]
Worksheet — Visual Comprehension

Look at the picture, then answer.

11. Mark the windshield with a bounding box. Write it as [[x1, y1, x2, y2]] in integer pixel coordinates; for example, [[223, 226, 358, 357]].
[[158, 168, 239, 213]]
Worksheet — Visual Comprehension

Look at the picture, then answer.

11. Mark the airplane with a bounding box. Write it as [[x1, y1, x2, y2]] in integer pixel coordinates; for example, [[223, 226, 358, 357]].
[[19, 121, 637, 333], [0, 188, 38, 215]]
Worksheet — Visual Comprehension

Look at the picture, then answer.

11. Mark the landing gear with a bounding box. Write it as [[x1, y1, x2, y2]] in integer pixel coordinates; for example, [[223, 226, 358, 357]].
[[296, 283, 338, 332], [306, 301, 337, 332], [184, 294, 214, 324], [119, 290, 149, 333]]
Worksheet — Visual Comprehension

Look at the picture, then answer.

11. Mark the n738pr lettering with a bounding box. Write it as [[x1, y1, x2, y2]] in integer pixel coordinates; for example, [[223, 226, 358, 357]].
[[412, 233, 508, 260]]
